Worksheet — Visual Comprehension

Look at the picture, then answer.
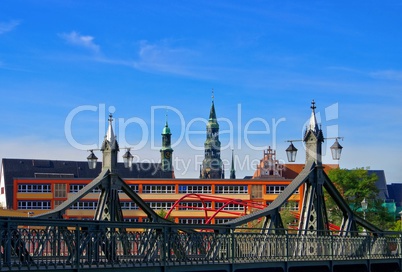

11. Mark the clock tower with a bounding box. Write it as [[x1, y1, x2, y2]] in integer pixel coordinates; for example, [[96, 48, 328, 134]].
[[201, 95, 223, 179], [160, 119, 173, 173]]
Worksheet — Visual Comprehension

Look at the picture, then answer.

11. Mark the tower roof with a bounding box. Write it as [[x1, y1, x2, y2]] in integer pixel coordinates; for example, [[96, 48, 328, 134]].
[[101, 113, 119, 151], [162, 120, 171, 135], [308, 100, 319, 133], [209, 101, 217, 120], [106, 113, 115, 142]]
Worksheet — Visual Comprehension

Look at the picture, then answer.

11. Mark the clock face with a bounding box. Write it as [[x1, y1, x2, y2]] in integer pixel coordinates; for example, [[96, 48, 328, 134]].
[[165, 151, 171, 158]]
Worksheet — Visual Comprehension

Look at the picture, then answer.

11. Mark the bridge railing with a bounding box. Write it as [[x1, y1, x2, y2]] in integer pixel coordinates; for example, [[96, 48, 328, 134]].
[[0, 217, 401, 270]]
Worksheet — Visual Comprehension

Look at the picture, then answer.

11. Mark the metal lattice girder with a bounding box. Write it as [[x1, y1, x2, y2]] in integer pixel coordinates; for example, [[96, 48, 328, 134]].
[[34, 169, 110, 219], [224, 160, 315, 228], [33, 168, 171, 224], [298, 165, 330, 235]]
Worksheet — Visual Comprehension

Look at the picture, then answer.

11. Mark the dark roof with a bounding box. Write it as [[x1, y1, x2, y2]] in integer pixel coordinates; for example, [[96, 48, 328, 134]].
[[1, 158, 171, 209], [209, 101, 217, 120], [367, 170, 389, 200], [387, 183, 402, 207]]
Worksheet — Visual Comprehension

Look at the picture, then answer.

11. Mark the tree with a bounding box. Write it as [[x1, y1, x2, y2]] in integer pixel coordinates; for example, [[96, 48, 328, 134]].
[[326, 168, 395, 230], [157, 209, 174, 222]]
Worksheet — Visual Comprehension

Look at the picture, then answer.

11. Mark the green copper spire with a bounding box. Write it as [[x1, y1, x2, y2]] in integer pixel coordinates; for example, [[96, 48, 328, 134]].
[[201, 91, 223, 179], [162, 111, 171, 135], [207, 91, 219, 129], [209, 88, 217, 120], [160, 112, 173, 173]]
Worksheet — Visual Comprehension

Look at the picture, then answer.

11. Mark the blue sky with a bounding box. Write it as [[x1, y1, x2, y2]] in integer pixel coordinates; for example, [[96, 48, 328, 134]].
[[1, 1, 401, 182]]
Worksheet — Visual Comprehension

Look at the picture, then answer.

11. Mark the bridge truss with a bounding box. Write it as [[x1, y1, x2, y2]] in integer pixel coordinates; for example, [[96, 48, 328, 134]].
[[0, 103, 401, 271]]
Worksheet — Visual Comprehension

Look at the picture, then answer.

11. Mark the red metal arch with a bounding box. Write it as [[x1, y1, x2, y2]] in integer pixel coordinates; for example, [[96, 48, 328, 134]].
[[165, 193, 266, 224]]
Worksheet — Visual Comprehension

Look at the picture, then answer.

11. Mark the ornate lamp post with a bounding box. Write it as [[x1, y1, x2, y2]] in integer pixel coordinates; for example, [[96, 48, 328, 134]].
[[361, 198, 368, 234], [285, 137, 343, 162], [284, 100, 344, 235], [361, 198, 368, 220]]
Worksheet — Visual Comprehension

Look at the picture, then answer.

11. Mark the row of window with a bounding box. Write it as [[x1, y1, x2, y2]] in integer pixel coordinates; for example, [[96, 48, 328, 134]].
[[124, 184, 250, 194], [142, 185, 175, 194], [70, 201, 98, 210], [178, 202, 212, 210], [266, 185, 299, 194], [215, 202, 244, 211], [69, 184, 101, 193], [121, 218, 231, 224], [266, 185, 286, 194], [215, 218, 231, 224], [18, 183, 299, 196], [178, 185, 212, 194], [18, 184, 51, 193], [18, 201, 51, 210], [178, 218, 205, 224], [147, 202, 175, 210], [215, 185, 248, 194]]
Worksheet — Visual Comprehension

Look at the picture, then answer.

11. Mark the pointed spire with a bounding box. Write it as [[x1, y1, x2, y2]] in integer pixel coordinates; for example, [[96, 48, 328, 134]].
[[106, 113, 115, 142], [222, 164, 225, 179], [209, 89, 217, 120], [199, 164, 202, 178], [230, 149, 236, 179], [308, 100, 319, 133]]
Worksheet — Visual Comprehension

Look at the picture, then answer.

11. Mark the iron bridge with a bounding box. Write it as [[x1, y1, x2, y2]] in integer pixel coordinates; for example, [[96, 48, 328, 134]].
[[0, 217, 401, 272]]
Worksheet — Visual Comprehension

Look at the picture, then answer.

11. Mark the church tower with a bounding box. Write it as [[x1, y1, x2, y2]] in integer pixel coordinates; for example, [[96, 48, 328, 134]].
[[201, 94, 223, 179], [160, 118, 173, 173]]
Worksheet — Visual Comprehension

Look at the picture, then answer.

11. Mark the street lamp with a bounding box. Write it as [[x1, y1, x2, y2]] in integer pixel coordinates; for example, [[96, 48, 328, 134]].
[[87, 148, 134, 170], [330, 138, 343, 160], [285, 137, 343, 162], [361, 198, 368, 220], [87, 150, 98, 170], [361, 198, 368, 234], [286, 142, 298, 162], [122, 148, 134, 169]]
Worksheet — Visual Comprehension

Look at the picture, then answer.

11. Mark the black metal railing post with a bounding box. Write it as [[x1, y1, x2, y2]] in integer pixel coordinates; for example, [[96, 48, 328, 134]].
[[162, 226, 168, 267], [75, 224, 80, 271], [231, 230, 235, 264], [5, 218, 11, 268]]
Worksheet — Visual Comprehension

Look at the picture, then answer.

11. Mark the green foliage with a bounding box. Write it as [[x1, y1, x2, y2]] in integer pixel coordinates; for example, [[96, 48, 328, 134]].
[[280, 209, 297, 228], [157, 209, 174, 222], [391, 220, 402, 232], [326, 168, 395, 230]]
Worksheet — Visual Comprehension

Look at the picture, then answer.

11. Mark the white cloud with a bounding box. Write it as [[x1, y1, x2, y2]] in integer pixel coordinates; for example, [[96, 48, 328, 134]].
[[59, 31, 100, 53], [0, 20, 20, 35], [369, 70, 402, 81], [132, 40, 205, 77]]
